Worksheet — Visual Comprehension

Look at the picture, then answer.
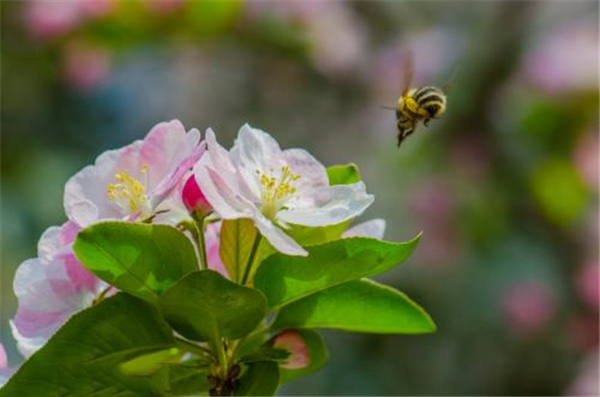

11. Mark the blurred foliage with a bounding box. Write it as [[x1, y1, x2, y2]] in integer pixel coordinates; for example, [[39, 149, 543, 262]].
[[1, 0, 598, 395]]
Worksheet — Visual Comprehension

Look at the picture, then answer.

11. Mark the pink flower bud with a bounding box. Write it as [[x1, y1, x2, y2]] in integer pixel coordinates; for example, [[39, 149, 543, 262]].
[[273, 330, 309, 370], [182, 175, 212, 216]]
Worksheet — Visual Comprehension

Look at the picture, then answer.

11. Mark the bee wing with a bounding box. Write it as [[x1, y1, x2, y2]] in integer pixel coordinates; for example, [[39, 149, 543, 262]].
[[401, 51, 414, 96], [441, 64, 460, 95]]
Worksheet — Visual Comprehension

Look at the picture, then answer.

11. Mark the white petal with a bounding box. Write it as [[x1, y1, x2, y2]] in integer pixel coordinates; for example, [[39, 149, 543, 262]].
[[38, 226, 61, 263], [278, 181, 374, 227], [194, 160, 251, 219], [343, 219, 386, 239], [230, 125, 280, 200], [283, 148, 329, 195], [10, 321, 48, 359], [253, 211, 307, 256], [231, 124, 283, 172]]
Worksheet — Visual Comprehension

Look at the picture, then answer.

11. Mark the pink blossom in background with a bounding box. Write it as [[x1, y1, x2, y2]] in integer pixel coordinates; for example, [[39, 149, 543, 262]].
[[576, 261, 599, 309], [24, 0, 115, 39], [501, 281, 557, 337], [274, 330, 310, 370], [304, 2, 366, 76], [24, 0, 83, 39], [565, 353, 599, 396], [521, 20, 598, 94], [63, 41, 112, 91], [574, 132, 599, 192]]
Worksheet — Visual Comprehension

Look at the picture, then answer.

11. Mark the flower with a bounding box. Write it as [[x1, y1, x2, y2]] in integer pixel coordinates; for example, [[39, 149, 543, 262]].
[[194, 124, 374, 256], [182, 174, 212, 216], [10, 222, 105, 358], [64, 120, 204, 227], [342, 219, 386, 239], [500, 281, 557, 337]]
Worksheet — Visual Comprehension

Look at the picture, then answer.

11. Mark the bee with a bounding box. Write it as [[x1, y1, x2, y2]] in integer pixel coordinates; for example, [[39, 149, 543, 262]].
[[385, 54, 448, 147]]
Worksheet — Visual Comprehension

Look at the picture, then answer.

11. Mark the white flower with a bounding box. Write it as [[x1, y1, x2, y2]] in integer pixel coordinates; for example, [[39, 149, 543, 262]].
[[194, 124, 374, 256], [64, 120, 204, 227]]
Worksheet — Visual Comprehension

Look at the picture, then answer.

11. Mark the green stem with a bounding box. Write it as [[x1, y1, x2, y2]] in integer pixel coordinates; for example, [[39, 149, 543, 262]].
[[240, 233, 262, 286], [211, 340, 228, 378], [193, 213, 209, 270]]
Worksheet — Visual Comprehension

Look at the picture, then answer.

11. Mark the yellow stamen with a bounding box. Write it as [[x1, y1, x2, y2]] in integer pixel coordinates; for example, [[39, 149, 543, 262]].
[[256, 165, 300, 218], [106, 165, 149, 213]]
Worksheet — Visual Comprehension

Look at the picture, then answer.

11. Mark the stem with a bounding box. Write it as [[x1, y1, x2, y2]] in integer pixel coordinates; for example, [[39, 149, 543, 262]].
[[240, 233, 262, 286], [192, 213, 209, 270], [211, 340, 228, 378]]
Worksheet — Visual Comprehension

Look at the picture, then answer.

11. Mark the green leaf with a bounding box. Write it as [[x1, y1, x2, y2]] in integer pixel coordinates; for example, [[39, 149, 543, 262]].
[[273, 279, 436, 334], [220, 218, 259, 283], [0, 294, 175, 397], [254, 236, 421, 309], [235, 361, 280, 396], [159, 270, 267, 343], [272, 329, 328, 383], [74, 221, 198, 303], [326, 163, 361, 185], [239, 347, 291, 364], [120, 347, 183, 376], [168, 364, 211, 396]]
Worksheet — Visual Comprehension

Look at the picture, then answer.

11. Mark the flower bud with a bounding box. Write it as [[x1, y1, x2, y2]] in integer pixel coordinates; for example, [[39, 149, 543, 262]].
[[182, 175, 212, 216]]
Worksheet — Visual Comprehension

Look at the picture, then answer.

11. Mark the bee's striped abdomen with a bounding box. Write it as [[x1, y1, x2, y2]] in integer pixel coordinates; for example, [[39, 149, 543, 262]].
[[414, 86, 446, 119]]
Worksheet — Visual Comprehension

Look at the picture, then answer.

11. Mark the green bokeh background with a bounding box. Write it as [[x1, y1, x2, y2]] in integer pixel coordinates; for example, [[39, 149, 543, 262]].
[[1, 1, 598, 395]]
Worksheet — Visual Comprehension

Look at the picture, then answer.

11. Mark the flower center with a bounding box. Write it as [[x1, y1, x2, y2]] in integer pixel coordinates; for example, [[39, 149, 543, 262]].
[[106, 165, 149, 214], [257, 165, 300, 218]]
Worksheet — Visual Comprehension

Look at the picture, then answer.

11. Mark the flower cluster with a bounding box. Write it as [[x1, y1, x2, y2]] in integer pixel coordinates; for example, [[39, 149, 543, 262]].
[[8, 120, 376, 361]]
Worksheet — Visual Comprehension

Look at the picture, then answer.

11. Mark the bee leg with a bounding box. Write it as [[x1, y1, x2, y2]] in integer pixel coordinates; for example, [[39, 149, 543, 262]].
[[423, 118, 430, 127]]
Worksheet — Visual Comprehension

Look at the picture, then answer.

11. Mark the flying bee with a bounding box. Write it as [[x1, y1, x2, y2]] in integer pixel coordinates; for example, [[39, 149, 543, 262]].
[[384, 54, 448, 147]]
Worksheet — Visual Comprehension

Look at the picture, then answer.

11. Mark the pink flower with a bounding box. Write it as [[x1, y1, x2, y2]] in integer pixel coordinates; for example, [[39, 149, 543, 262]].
[[11, 222, 105, 358], [273, 330, 310, 370], [24, 0, 83, 39], [521, 21, 598, 94], [205, 221, 227, 278], [64, 120, 205, 227], [63, 41, 111, 90], [182, 174, 212, 216], [194, 125, 374, 256], [501, 281, 557, 337]]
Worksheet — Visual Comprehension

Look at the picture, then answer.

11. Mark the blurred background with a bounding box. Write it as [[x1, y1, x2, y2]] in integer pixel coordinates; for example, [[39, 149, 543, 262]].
[[1, 1, 598, 395]]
